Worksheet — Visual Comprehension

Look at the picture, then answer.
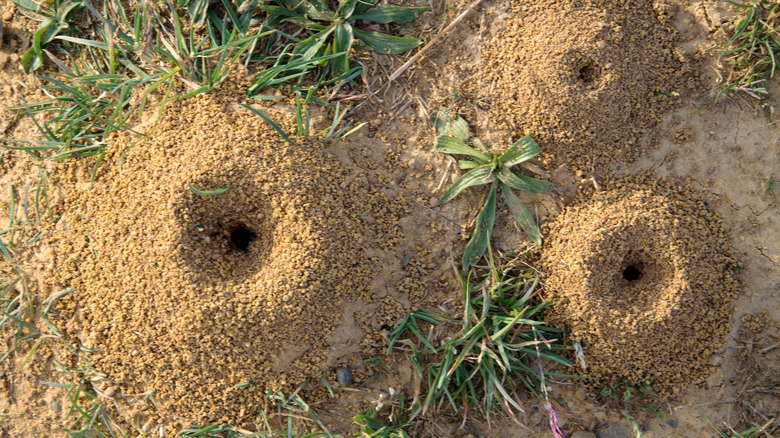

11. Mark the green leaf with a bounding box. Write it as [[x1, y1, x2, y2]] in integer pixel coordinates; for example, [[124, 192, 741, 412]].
[[353, 0, 378, 14], [355, 413, 386, 431], [54, 0, 84, 22], [462, 182, 497, 271], [281, 0, 335, 20], [294, 25, 337, 60], [351, 5, 427, 23], [258, 4, 300, 18], [499, 135, 542, 167], [23, 17, 66, 72], [337, 0, 360, 18], [439, 163, 495, 204], [333, 21, 354, 74], [436, 136, 490, 163], [188, 182, 231, 195], [186, 0, 210, 27], [10, 0, 40, 13], [497, 167, 550, 193], [500, 183, 541, 245], [353, 28, 420, 54], [434, 109, 470, 141], [459, 160, 480, 170]]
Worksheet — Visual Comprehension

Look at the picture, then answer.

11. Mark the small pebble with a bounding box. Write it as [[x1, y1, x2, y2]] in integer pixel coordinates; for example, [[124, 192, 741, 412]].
[[103, 386, 117, 398], [708, 354, 723, 366], [599, 424, 629, 438], [428, 196, 438, 207], [2, 10, 13, 22], [335, 366, 352, 386], [571, 432, 596, 438], [50, 400, 61, 413], [142, 418, 156, 433]]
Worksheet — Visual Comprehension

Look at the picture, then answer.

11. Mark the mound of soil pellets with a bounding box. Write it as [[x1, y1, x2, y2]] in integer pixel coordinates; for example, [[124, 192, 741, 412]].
[[37, 87, 418, 424], [539, 177, 739, 391], [478, 0, 695, 172]]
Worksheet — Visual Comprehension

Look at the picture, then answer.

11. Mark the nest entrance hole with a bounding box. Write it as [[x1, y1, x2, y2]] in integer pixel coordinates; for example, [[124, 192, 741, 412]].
[[174, 176, 273, 281], [227, 223, 256, 253], [622, 264, 643, 282], [578, 61, 600, 84]]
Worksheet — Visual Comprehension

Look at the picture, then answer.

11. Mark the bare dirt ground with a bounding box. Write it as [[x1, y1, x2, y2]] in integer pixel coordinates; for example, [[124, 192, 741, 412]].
[[0, 0, 778, 437]]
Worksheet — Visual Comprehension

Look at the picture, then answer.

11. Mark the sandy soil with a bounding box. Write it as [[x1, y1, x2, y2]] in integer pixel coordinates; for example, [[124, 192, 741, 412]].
[[0, 0, 777, 437]]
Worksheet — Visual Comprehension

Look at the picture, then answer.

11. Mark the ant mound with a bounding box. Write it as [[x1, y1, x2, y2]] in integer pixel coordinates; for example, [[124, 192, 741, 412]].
[[478, 0, 695, 172], [38, 88, 417, 425], [539, 177, 738, 392]]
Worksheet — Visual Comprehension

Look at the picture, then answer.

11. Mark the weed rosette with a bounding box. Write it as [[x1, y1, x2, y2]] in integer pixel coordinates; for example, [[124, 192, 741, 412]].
[[539, 176, 739, 393], [32, 87, 410, 424]]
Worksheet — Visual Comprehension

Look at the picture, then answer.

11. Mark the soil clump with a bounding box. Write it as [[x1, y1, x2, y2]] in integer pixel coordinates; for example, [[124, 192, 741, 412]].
[[32, 86, 420, 425], [477, 0, 696, 173], [539, 176, 739, 392]]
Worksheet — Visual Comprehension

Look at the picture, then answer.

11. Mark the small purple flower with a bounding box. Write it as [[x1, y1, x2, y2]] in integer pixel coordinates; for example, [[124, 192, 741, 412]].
[[534, 330, 567, 438]]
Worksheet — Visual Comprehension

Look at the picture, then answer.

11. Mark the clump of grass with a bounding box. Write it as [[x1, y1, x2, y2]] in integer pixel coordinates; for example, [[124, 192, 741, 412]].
[[389, 246, 573, 427], [358, 356, 392, 387], [354, 389, 413, 438], [767, 175, 778, 194], [36, 348, 128, 437], [707, 416, 775, 438], [11, 0, 87, 72], [595, 379, 670, 438], [260, 0, 425, 75], [0, 184, 46, 366], [718, 0, 780, 100], [0, 271, 38, 365], [183, 382, 334, 437], [3, 0, 406, 181], [1, 0, 280, 212], [434, 109, 550, 271], [241, 99, 367, 145]]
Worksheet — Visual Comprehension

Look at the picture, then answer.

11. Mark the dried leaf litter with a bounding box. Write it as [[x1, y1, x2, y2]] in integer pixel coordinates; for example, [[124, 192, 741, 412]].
[[539, 177, 739, 391], [37, 89, 429, 424], [477, 0, 696, 172]]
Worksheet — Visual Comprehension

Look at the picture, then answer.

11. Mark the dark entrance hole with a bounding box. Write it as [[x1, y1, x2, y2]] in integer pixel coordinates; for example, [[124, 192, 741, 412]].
[[228, 224, 256, 252], [578, 62, 600, 84], [622, 264, 642, 281]]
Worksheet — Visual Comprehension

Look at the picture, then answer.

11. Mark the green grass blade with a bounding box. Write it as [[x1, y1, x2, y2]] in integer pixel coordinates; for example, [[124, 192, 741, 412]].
[[239, 103, 291, 143], [187, 182, 231, 196]]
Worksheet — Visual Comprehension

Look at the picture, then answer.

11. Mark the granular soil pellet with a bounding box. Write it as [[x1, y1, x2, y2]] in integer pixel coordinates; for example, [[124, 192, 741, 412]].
[[476, 0, 696, 173], [35, 86, 421, 424], [538, 176, 739, 392]]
